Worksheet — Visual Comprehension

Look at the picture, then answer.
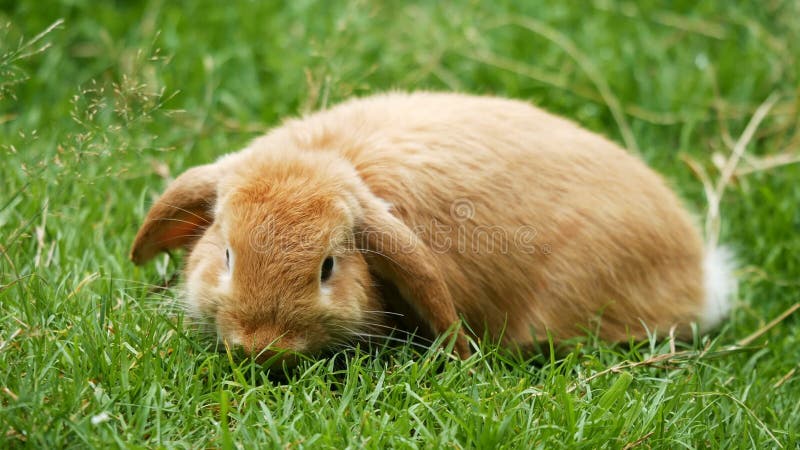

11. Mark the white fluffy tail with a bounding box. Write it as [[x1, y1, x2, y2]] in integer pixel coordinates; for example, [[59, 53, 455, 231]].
[[701, 246, 737, 330]]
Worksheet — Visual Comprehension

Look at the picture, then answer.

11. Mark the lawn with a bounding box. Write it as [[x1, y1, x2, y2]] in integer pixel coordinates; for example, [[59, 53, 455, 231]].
[[1, 0, 799, 448]]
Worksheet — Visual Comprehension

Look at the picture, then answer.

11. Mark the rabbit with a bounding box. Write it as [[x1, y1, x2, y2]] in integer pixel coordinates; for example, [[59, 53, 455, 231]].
[[130, 91, 735, 363]]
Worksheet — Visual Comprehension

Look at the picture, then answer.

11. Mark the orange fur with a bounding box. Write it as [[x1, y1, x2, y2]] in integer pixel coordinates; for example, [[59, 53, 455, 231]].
[[131, 91, 726, 361]]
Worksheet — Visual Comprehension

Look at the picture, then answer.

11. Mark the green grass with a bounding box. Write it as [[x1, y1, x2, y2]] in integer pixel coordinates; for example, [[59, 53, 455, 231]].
[[2, 0, 799, 447]]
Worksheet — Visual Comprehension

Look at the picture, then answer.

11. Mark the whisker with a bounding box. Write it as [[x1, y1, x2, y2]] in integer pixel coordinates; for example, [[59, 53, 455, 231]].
[[98, 276, 179, 288], [358, 322, 435, 344], [360, 310, 405, 318], [113, 288, 175, 299], [159, 201, 211, 225], [153, 217, 210, 229], [350, 248, 414, 275], [351, 332, 431, 351], [330, 324, 430, 352], [159, 235, 226, 251]]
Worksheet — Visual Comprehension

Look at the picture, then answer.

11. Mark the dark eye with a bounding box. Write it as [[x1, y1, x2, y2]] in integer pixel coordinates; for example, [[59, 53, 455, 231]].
[[320, 256, 334, 282], [225, 249, 230, 269]]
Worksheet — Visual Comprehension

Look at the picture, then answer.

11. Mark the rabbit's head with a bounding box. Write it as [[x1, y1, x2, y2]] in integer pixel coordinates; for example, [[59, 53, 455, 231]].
[[131, 149, 467, 363]]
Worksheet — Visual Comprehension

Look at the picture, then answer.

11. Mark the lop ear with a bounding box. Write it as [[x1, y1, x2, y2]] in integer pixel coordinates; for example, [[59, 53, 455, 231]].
[[357, 195, 470, 358], [130, 163, 219, 265]]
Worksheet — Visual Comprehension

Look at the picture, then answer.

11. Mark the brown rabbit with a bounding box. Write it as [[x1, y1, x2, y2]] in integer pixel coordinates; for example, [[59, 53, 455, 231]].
[[130, 92, 734, 362]]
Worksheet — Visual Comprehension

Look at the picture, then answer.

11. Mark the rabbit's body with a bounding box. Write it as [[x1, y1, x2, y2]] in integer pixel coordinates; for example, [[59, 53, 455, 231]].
[[131, 92, 734, 359]]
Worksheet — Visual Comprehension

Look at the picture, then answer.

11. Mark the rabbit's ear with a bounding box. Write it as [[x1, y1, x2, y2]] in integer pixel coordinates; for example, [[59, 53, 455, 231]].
[[130, 163, 219, 265], [357, 195, 470, 358]]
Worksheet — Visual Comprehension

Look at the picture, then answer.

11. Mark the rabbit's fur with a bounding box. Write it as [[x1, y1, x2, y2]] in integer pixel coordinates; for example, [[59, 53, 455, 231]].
[[131, 92, 734, 361]]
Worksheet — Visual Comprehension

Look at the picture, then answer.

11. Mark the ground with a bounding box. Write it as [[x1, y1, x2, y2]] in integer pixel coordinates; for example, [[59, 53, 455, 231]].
[[1, 0, 799, 448]]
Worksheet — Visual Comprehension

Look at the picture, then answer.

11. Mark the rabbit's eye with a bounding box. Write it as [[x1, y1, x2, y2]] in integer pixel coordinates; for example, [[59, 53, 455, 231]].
[[320, 256, 334, 282]]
